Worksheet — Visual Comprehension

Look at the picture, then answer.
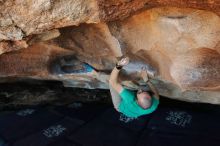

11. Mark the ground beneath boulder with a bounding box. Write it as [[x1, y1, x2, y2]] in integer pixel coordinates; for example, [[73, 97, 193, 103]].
[[0, 80, 110, 110]]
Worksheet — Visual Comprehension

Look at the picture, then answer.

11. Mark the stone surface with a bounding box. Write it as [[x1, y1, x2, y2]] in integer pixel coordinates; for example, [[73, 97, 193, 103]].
[[0, 40, 28, 55], [1, 0, 220, 41], [109, 7, 220, 91], [0, 0, 149, 54], [0, 43, 109, 89], [53, 7, 220, 90], [0, 81, 110, 108], [0, 2, 220, 104], [0, 0, 150, 41]]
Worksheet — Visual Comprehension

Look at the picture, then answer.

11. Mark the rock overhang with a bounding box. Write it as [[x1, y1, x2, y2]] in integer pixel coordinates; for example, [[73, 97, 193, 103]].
[[0, 0, 219, 104]]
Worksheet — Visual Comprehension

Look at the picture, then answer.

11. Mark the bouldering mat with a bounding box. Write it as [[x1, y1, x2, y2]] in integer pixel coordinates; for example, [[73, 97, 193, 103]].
[[13, 117, 84, 146], [68, 118, 139, 146], [147, 107, 220, 138], [137, 130, 220, 146], [0, 108, 63, 143], [98, 108, 152, 132], [53, 102, 109, 122]]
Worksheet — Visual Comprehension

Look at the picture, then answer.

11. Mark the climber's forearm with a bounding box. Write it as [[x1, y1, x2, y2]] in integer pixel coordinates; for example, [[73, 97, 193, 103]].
[[147, 81, 160, 100], [109, 67, 120, 83], [109, 67, 123, 93]]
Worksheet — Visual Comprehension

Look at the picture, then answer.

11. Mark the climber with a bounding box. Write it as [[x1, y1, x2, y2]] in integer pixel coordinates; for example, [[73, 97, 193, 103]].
[[109, 57, 160, 118]]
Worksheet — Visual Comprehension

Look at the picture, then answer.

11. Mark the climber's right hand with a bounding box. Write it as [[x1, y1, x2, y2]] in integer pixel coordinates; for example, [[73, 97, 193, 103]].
[[117, 57, 129, 67]]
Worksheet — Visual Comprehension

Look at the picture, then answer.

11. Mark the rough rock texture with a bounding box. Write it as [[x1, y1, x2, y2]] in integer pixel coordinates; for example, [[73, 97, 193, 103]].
[[0, 0, 150, 55], [0, 1, 220, 104], [1, 0, 220, 42], [0, 40, 28, 54], [108, 7, 220, 91], [53, 7, 220, 90], [0, 43, 108, 89], [0, 0, 150, 41]]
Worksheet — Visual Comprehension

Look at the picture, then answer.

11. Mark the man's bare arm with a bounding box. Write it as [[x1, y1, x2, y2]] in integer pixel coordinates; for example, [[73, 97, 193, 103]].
[[108, 57, 129, 111], [140, 68, 160, 100], [109, 57, 129, 93], [147, 81, 160, 100], [109, 67, 123, 94]]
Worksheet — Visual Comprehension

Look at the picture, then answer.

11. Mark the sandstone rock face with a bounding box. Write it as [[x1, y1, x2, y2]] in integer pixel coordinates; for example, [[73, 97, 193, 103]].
[[54, 7, 220, 103], [109, 7, 220, 91], [0, 0, 99, 41], [0, 1, 220, 104], [0, 0, 150, 41], [0, 0, 149, 55], [1, 0, 220, 42], [0, 43, 108, 89]]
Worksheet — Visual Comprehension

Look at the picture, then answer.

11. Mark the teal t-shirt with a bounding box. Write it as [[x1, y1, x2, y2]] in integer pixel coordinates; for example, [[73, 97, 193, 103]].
[[119, 88, 159, 118]]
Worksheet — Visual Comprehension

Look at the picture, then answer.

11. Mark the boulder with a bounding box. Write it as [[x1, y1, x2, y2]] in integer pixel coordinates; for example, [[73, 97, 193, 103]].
[[0, 1, 220, 104]]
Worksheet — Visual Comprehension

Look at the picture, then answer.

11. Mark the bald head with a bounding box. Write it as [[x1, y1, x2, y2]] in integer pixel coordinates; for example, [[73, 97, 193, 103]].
[[137, 92, 152, 109]]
